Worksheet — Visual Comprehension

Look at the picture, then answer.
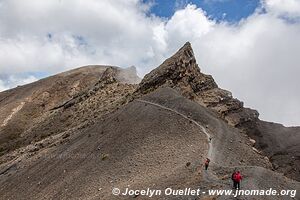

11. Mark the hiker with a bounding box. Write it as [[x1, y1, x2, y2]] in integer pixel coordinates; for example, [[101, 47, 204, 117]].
[[232, 170, 242, 190], [204, 158, 210, 170], [231, 170, 237, 189]]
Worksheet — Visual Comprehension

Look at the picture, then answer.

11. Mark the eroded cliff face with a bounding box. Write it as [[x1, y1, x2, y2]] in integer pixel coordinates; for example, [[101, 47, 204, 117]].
[[137, 42, 259, 128]]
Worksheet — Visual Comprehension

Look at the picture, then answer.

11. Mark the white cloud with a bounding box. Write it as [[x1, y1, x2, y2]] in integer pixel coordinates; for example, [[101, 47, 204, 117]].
[[163, 1, 300, 126], [0, 0, 164, 76], [0, 75, 38, 91], [194, 14, 300, 126], [165, 4, 215, 50], [0, 79, 8, 91], [0, 0, 300, 126], [7, 75, 38, 87], [263, 0, 300, 18]]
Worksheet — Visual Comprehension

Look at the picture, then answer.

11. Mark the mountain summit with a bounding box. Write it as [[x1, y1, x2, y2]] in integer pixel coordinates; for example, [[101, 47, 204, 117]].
[[138, 42, 217, 94], [0, 43, 299, 199], [138, 42, 258, 128]]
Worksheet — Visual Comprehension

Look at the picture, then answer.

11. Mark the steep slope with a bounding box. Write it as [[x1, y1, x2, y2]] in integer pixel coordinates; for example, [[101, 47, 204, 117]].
[[1, 87, 298, 200], [0, 88, 208, 199], [0, 65, 139, 159], [0, 42, 299, 200], [245, 120, 300, 180], [136, 42, 300, 181]]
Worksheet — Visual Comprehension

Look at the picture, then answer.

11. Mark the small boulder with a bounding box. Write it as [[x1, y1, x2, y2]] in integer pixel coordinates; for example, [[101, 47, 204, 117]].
[[249, 138, 256, 146], [186, 162, 191, 167], [252, 147, 261, 154]]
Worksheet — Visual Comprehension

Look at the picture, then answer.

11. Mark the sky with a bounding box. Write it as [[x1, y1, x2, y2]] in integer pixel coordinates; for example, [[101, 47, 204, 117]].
[[0, 0, 300, 126], [149, 0, 260, 21]]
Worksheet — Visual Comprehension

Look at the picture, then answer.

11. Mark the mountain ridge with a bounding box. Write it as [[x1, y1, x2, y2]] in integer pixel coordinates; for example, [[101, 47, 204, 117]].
[[0, 42, 299, 199], [135, 42, 300, 181]]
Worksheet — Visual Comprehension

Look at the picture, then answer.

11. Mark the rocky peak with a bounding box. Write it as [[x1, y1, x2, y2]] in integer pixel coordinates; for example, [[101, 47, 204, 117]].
[[137, 42, 259, 127], [138, 42, 218, 95]]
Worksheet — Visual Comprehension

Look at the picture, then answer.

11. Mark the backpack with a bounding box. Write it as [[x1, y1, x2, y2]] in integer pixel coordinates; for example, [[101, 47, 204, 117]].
[[231, 172, 236, 180], [233, 173, 238, 181], [205, 158, 210, 165]]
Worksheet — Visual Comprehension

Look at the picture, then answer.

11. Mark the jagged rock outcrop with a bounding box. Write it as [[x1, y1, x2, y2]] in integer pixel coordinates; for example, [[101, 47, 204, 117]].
[[53, 66, 139, 110], [53, 67, 119, 110], [137, 42, 258, 127], [138, 42, 217, 95]]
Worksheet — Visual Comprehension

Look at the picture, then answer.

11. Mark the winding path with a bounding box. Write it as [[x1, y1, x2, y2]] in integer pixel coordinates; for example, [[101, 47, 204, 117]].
[[135, 99, 262, 168], [135, 99, 214, 160], [135, 99, 271, 193], [134, 99, 297, 198]]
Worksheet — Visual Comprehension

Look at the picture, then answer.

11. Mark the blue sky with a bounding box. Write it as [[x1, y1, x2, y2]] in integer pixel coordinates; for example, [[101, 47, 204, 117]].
[[148, 0, 260, 22]]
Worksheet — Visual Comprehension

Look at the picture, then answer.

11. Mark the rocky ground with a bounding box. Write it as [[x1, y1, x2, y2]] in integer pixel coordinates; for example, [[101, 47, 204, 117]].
[[0, 42, 299, 199]]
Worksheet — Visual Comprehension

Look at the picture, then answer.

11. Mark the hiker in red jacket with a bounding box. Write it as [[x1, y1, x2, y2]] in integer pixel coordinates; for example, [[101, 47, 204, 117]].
[[232, 171, 242, 190], [204, 158, 210, 170]]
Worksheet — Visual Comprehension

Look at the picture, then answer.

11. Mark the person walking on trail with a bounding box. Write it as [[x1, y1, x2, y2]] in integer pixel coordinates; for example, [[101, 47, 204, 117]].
[[209, 137, 212, 143], [232, 171, 243, 190], [204, 158, 210, 170], [232, 170, 237, 189]]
